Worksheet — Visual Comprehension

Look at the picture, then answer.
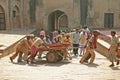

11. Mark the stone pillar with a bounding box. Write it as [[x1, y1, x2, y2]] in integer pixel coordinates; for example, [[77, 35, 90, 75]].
[[73, 0, 81, 28], [20, 0, 23, 28], [80, 0, 88, 26], [8, 0, 12, 30]]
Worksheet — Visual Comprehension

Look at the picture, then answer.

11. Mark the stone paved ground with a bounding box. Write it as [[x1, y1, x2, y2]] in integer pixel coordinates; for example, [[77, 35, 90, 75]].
[[0, 51, 120, 80], [0, 28, 120, 80]]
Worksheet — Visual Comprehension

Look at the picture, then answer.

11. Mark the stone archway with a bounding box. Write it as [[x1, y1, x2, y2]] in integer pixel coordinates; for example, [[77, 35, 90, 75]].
[[12, 5, 20, 28], [0, 5, 6, 30], [58, 14, 68, 29], [48, 10, 68, 33]]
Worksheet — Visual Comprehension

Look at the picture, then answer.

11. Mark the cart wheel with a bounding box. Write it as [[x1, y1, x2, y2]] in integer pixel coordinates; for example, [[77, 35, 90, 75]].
[[46, 51, 58, 62], [56, 50, 63, 62]]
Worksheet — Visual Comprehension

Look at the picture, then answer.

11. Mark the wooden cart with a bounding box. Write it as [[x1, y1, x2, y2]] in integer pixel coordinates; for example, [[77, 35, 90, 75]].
[[38, 43, 72, 62]]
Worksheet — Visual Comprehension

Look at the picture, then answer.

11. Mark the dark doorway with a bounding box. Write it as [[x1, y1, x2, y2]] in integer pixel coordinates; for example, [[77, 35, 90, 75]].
[[0, 6, 6, 30], [48, 10, 68, 33], [104, 13, 114, 28], [0, 13, 6, 30]]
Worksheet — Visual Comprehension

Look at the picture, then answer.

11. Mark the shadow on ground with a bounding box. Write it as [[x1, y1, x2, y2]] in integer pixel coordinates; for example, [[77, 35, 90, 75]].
[[84, 63, 99, 68], [11, 59, 71, 67], [110, 66, 120, 70]]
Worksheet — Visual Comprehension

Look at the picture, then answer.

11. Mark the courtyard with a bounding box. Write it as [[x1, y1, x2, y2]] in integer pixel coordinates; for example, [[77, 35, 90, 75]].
[[0, 28, 120, 80], [0, 51, 120, 80]]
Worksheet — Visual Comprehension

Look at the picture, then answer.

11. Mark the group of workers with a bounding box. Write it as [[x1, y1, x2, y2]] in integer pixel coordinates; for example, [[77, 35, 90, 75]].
[[9, 27, 120, 67]]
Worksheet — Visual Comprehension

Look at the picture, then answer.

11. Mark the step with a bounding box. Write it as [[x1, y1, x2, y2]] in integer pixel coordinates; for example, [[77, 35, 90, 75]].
[[0, 28, 35, 58]]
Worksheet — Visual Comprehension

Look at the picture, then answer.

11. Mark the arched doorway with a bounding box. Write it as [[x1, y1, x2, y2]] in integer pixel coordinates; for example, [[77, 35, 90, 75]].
[[48, 10, 68, 33], [0, 5, 6, 30], [12, 5, 20, 28], [58, 14, 68, 29]]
